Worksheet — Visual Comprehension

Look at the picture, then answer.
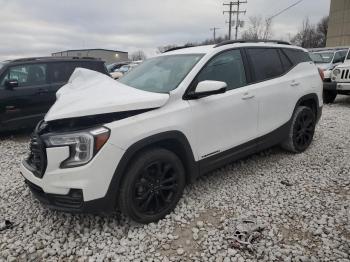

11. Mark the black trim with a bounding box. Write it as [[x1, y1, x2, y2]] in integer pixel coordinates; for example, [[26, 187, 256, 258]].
[[214, 39, 291, 47], [199, 119, 291, 175]]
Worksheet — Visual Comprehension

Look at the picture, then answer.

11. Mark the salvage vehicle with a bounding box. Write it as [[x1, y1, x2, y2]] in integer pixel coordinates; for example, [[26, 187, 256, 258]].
[[0, 57, 108, 132], [21, 40, 323, 223]]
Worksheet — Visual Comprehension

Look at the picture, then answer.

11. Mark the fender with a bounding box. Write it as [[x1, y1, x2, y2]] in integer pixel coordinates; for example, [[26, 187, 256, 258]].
[[295, 93, 322, 122], [96, 131, 199, 211]]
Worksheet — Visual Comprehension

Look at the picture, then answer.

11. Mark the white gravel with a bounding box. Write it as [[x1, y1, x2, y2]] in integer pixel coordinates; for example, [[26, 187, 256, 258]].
[[1, 96, 350, 262]]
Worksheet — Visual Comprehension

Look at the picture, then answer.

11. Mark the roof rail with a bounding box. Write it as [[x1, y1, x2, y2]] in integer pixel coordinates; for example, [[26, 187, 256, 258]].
[[163, 45, 195, 53], [214, 39, 291, 48], [11, 56, 98, 63]]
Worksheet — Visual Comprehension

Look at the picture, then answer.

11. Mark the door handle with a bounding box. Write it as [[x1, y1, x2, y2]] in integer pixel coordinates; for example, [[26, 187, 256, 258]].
[[37, 88, 49, 94], [291, 81, 300, 87], [5, 106, 19, 113], [242, 92, 255, 100]]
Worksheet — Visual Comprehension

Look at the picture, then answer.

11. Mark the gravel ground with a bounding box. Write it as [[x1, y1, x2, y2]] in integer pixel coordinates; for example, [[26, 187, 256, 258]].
[[1, 96, 350, 262]]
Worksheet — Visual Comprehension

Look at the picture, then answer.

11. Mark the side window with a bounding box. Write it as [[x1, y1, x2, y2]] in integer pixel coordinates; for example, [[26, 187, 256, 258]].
[[247, 48, 283, 82], [283, 49, 311, 65], [0, 64, 47, 87], [278, 49, 293, 72], [196, 49, 246, 91], [50, 62, 75, 83]]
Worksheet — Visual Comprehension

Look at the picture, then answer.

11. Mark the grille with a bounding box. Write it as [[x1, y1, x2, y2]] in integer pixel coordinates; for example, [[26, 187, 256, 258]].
[[340, 69, 350, 80], [26, 135, 47, 178]]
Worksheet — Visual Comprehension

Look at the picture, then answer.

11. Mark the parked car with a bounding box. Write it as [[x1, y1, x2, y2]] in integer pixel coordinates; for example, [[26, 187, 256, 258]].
[[21, 40, 323, 223], [309, 48, 348, 79], [0, 57, 108, 132], [324, 60, 350, 103], [106, 61, 129, 73], [110, 62, 142, 79]]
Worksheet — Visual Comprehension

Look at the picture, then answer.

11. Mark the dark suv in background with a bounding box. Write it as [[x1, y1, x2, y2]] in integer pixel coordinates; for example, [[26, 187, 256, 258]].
[[0, 57, 108, 132]]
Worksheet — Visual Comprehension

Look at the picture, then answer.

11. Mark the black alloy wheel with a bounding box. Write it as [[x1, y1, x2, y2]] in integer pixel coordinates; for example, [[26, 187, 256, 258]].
[[118, 148, 186, 223], [293, 108, 315, 151], [133, 160, 179, 215]]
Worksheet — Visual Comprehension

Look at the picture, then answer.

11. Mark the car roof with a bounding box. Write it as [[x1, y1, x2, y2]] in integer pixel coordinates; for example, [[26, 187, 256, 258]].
[[162, 41, 306, 56], [7, 56, 102, 64]]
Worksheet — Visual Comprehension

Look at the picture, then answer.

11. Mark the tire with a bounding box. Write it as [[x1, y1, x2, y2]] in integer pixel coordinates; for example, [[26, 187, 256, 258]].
[[281, 106, 316, 153], [118, 148, 186, 224], [323, 90, 337, 104]]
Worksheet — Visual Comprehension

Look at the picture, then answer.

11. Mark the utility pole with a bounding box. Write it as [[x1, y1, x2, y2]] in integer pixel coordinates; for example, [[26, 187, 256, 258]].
[[223, 1, 247, 40], [210, 27, 221, 42]]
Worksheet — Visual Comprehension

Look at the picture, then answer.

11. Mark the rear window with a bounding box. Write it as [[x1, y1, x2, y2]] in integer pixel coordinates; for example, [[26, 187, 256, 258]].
[[246, 48, 284, 82], [284, 49, 311, 65]]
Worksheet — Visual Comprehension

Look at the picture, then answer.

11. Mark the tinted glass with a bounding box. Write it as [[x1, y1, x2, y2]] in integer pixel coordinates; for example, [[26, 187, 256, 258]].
[[50, 62, 76, 83], [278, 49, 293, 71], [0, 64, 47, 87], [247, 48, 283, 82], [284, 49, 312, 65], [196, 49, 246, 90], [119, 54, 203, 93]]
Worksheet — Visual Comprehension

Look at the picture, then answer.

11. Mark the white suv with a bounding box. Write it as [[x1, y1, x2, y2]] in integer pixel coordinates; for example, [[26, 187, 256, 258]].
[[21, 40, 323, 223]]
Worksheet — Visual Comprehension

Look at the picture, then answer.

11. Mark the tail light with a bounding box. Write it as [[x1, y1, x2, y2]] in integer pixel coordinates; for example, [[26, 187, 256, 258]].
[[318, 68, 324, 81]]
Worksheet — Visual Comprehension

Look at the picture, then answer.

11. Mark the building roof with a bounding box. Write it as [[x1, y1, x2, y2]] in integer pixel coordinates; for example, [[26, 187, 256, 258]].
[[52, 48, 128, 55]]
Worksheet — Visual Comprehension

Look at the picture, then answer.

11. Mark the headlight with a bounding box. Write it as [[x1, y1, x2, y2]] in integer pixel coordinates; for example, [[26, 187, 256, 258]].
[[44, 127, 110, 168], [333, 69, 341, 76]]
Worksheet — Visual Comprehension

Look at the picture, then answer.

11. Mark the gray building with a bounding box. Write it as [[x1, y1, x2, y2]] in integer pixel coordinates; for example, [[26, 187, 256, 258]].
[[52, 48, 128, 65], [326, 0, 350, 47]]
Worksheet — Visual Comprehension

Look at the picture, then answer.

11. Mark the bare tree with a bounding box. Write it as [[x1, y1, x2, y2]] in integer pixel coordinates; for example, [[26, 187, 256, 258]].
[[291, 17, 328, 48], [241, 16, 273, 40], [317, 16, 329, 47], [130, 50, 147, 61]]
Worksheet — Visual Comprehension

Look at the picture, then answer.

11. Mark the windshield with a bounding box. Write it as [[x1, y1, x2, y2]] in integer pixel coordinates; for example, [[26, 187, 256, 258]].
[[0, 61, 8, 70], [119, 54, 204, 93], [310, 52, 334, 63]]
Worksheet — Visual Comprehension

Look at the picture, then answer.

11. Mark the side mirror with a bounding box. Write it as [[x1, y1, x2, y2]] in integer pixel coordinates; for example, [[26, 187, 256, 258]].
[[5, 79, 19, 90], [188, 80, 227, 99]]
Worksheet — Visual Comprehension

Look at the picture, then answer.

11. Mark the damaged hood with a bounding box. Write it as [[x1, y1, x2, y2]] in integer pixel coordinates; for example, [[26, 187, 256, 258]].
[[45, 68, 170, 121]]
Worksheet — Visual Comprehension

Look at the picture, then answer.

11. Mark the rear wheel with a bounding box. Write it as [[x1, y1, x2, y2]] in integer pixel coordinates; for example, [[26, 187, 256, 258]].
[[281, 106, 316, 153], [323, 90, 337, 104], [118, 148, 186, 223]]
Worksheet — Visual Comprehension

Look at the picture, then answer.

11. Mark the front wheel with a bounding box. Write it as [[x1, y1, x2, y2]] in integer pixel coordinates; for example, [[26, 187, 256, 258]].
[[281, 106, 316, 153], [323, 90, 337, 104], [118, 148, 186, 224]]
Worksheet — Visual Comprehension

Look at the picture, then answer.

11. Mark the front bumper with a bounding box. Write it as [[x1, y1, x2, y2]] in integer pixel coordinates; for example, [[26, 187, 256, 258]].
[[336, 82, 350, 91], [21, 142, 125, 213]]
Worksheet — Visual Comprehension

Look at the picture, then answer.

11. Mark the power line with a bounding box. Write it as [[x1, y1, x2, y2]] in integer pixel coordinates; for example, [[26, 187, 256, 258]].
[[210, 27, 221, 41], [269, 0, 303, 20], [223, 1, 247, 40]]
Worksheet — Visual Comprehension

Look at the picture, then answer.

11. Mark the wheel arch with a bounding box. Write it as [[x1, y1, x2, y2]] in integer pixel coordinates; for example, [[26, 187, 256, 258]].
[[104, 131, 199, 210], [295, 93, 321, 121]]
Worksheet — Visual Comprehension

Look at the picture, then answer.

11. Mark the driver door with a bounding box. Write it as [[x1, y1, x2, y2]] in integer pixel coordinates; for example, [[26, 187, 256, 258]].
[[0, 63, 50, 130], [187, 49, 258, 166]]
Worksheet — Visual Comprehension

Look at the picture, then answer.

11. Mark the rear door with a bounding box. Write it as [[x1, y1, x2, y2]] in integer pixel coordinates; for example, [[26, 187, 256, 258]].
[[0, 63, 50, 130], [245, 47, 296, 137]]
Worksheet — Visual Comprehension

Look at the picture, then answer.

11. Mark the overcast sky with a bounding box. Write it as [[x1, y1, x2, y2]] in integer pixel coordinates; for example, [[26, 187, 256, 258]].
[[0, 0, 330, 60]]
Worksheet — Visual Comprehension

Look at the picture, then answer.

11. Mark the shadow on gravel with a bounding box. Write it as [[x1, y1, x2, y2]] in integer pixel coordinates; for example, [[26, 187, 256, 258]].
[[333, 95, 350, 107], [0, 129, 32, 142]]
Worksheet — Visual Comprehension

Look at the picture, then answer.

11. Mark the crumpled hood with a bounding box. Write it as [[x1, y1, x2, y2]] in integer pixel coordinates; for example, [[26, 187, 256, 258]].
[[45, 68, 169, 121]]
